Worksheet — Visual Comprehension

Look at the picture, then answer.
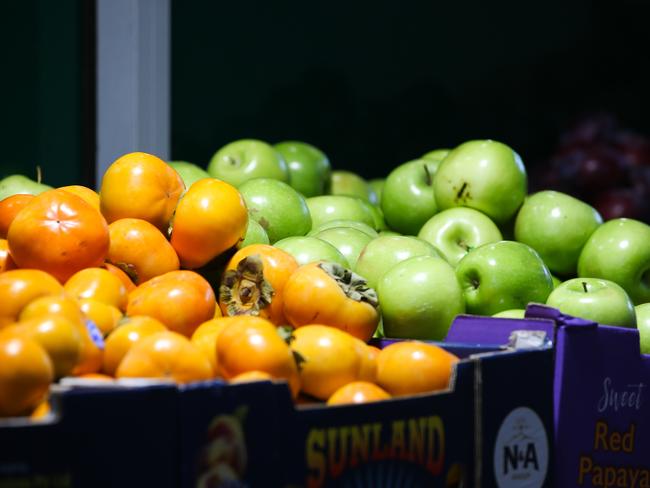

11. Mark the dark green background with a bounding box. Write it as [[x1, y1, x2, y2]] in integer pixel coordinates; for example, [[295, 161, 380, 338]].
[[1, 0, 649, 186]]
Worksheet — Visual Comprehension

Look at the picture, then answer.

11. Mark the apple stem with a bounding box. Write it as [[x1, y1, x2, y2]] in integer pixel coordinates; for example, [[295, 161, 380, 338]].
[[423, 163, 432, 186], [582, 281, 588, 293], [457, 182, 468, 199], [36, 165, 43, 184]]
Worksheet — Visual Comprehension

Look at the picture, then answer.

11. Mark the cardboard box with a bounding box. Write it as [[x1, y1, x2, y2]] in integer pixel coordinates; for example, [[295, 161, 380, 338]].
[[178, 314, 556, 487], [525, 304, 650, 488], [0, 381, 179, 488]]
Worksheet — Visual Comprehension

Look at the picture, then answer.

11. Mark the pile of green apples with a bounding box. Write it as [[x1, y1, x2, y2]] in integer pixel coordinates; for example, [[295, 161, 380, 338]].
[[6, 137, 649, 352]]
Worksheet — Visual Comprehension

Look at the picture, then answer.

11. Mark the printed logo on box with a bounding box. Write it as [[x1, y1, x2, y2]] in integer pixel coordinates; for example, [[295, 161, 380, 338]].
[[493, 406, 548, 487]]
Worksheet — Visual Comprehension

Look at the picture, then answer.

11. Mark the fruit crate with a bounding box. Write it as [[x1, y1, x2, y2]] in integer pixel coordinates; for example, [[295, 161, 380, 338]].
[[525, 304, 650, 488], [0, 381, 179, 487], [177, 314, 556, 487]]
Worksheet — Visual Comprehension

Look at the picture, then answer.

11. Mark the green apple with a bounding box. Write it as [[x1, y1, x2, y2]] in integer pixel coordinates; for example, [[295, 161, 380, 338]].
[[354, 235, 442, 290], [273, 141, 331, 197], [237, 218, 270, 249], [417, 207, 502, 266], [578, 218, 650, 304], [381, 159, 439, 235], [455, 240, 553, 316], [329, 170, 375, 203], [378, 255, 464, 340], [238, 178, 311, 243], [274, 236, 348, 267], [306, 195, 376, 230], [307, 219, 378, 238], [379, 230, 401, 237], [634, 303, 650, 353], [514, 191, 602, 277], [433, 140, 527, 225], [311, 226, 373, 269], [167, 161, 210, 190], [368, 178, 385, 205], [0, 174, 52, 201], [551, 275, 562, 289], [422, 148, 450, 163], [547, 278, 636, 328], [208, 139, 289, 187], [492, 309, 526, 319], [358, 199, 388, 231]]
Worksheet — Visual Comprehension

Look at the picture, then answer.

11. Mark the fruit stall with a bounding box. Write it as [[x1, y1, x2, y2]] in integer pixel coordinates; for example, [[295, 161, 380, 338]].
[[2, 1, 650, 487]]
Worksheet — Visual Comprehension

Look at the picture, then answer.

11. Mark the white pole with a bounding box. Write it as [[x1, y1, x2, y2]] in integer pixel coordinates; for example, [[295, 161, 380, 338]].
[[96, 0, 170, 184]]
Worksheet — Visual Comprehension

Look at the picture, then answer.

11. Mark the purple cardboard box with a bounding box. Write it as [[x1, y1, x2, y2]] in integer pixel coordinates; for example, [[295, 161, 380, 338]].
[[178, 314, 556, 487], [526, 304, 650, 488]]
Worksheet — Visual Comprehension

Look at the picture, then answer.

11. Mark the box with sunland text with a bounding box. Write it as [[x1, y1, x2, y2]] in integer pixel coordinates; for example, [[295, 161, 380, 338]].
[[0, 381, 179, 488], [524, 304, 650, 488], [178, 314, 557, 488]]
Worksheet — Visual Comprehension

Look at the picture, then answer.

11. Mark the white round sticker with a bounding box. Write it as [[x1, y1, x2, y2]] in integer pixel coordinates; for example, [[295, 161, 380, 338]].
[[493, 406, 549, 487]]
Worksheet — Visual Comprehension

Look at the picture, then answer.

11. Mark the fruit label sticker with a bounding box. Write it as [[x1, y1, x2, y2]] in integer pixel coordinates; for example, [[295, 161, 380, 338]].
[[85, 319, 105, 350], [493, 406, 549, 487]]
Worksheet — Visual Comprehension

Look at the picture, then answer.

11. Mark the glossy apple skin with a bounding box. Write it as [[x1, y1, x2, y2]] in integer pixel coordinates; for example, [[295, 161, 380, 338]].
[[329, 170, 375, 203], [547, 278, 636, 328], [378, 255, 464, 340], [492, 309, 526, 319], [307, 219, 378, 239], [381, 159, 439, 235], [455, 240, 553, 316], [418, 207, 502, 266], [311, 227, 373, 269], [0, 175, 52, 202], [306, 195, 376, 230], [514, 190, 603, 277], [421, 148, 450, 163], [634, 303, 650, 353], [368, 179, 385, 205], [433, 140, 527, 225], [273, 236, 348, 267], [208, 139, 289, 187], [237, 218, 270, 249], [354, 235, 442, 290], [577, 218, 650, 304], [238, 178, 311, 244], [273, 141, 331, 198], [167, 161, 210, 190]]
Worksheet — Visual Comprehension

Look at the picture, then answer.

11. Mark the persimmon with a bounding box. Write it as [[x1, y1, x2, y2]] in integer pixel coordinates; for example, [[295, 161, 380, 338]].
[[0, 336, 53, 417], [19, 293, 86, 326], [59, 185, 100, 211], [99, 152, 184, 232], [216, 316, 300, 397], [127, 270, 216, 337], [229, 371, 273, 384], [106, 218, 180, 285], [170, 178, 248, 269], [71, 320, 105, 376], [354, 339, 379, 383], [7, 189, 110, 282], [0, 239, 16, 272], [64, 267, 128, 311], [376, 341, 459, 396], [102, 262, 136, 293], [116, 330, 214, 384], [327, 381, 391, 406], [219, 244, 298, 325], [282, 262, 380, 341], [102, 315, 167, 376], [1, 316, 83, 379], [78, 299, 123, 336], [0, 194, 34, 239], [290, 325, 364, 400], [0, 269, 63, 327], [190, 317, 232, 376]]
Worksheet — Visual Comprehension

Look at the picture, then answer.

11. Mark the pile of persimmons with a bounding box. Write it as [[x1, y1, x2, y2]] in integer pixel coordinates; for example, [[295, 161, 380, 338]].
[[0, 152, 457, 418]]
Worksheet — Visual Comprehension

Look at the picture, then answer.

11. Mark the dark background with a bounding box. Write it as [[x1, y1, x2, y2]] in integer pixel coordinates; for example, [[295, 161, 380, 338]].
[[1, 0, 649, 186]]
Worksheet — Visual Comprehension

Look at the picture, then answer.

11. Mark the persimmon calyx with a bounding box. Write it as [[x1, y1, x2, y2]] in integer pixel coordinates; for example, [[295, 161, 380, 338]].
[[318, 262, 379, 308], [109, 261, 139, 284], [220, 255, 274, 316]]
